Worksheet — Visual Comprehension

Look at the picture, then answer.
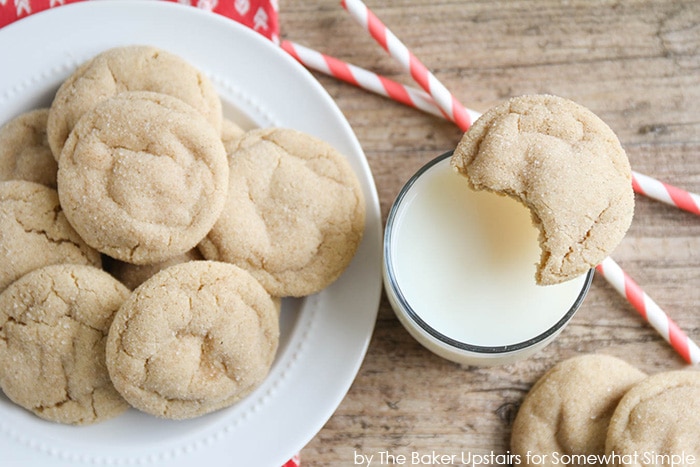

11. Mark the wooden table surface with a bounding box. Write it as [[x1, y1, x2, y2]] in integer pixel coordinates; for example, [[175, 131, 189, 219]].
[[279, 1, 700, 465]]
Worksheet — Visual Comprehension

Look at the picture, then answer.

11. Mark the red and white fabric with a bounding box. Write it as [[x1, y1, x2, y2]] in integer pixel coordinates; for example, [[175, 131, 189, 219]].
[[0, 0, 280, 43]]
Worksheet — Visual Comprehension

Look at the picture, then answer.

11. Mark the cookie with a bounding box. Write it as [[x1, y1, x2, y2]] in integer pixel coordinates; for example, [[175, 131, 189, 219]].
[[0, 108, 58, 188], [106, 248, 204, 290], [605, 370, 700, 467], [0, 264, 130, 425], [47, 45, 222, 159], [452, 94, 634, 285], [106, 261, 279, 420], [0, 180, 101, 292], [198, 127, 366, 297], [221, 118, 246, 151], [57, 91, 229, 265], [511, 354, 647, 466]]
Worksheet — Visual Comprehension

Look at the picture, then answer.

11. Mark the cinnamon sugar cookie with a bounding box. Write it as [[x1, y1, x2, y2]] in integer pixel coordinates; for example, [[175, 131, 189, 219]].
[[0, 264, 130, 425], [452, 94, 634, 285], [0, 180, 101, 292], [605, 370, 700, 467], [0, 109, 57, 188], [198, 127, 366, 297], [47, 45, 222, 159], [106, 261, 279, 420], [511, 354, 646, 466], [57, 91, 228, 265]]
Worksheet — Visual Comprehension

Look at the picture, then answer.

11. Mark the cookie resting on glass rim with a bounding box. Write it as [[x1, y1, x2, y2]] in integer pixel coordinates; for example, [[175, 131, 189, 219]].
[[452, 94, 634, 285]]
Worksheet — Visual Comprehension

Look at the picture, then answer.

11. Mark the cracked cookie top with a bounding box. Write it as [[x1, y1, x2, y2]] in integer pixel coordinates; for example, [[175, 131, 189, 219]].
[[0, 264, 131, 425], [198, 127, 366, 297], [0, 108, 58, 189], [452, 94, 634, 285], [0, 180, 101, 292], [57, 91, 229, 265], [47, 45, 222, 160], [105, 261, 279, 420], [510, 354, 647, 465]]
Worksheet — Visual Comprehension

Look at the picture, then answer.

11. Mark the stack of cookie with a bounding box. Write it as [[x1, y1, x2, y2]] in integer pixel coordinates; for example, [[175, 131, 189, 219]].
[[0, 45, 366, 424], [511, 354, 700, 466]]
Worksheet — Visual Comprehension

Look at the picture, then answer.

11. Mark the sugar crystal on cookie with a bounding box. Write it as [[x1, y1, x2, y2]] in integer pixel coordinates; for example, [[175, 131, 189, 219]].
[[452, 94, 634, 285]]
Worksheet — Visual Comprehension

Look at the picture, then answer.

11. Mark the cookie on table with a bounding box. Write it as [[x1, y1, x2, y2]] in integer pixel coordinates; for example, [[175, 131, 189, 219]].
[[605, 370, 700, 467], [0, 180, 101, 292], [57, 91, 228, 265], [0, 108, 58, 188], [106, 261, 279, 419], [452, 94, 634, 285], [0, 264, 130, 425], [511, 354, 647, 466], [198, 127, 366, 297], [47, 45, 222, 160]]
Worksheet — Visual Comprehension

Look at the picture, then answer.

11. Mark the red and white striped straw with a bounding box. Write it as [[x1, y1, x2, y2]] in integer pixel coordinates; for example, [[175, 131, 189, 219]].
[[282, 39, 700, 217], [596, 257, 700, 365], [632, 170, 700, 215], [280, 40, 445, 119], [341, 0, 472, 132]]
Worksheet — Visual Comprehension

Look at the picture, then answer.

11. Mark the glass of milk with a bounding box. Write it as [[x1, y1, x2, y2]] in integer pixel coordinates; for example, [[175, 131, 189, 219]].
[[383, 151, 593, 366]]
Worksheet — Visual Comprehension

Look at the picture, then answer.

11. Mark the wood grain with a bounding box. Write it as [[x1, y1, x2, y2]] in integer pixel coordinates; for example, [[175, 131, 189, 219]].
[[279, 1, 700, 465]]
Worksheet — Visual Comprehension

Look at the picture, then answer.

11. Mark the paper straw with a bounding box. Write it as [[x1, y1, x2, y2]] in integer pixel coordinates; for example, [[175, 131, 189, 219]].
[[282, 40, 700, 216], [632, 170, 700, 215], [596, 257, 700, 365], [341, 0, 472, 132], [280, 40, 445, 119]]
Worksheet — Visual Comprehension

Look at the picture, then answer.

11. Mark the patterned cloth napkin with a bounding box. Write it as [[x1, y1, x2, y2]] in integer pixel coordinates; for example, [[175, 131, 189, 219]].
[[0, 0, 280, 41], [0, 1, 300, 466]]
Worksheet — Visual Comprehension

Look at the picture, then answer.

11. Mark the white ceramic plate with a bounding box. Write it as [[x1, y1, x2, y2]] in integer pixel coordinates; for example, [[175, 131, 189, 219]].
[[0, 2, 382, 466]]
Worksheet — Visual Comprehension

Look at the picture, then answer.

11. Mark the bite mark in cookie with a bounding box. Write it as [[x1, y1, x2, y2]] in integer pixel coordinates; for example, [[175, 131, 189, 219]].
[[452, 94, 634, 285]]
